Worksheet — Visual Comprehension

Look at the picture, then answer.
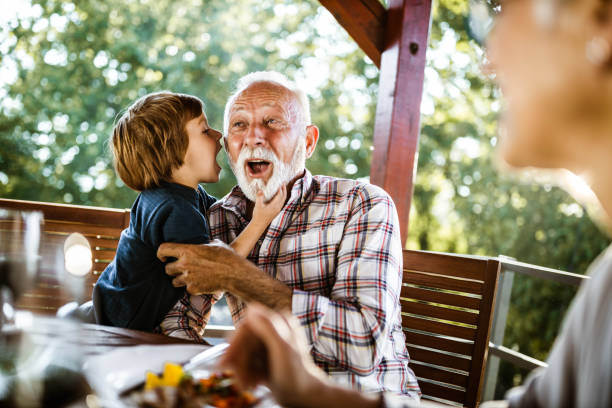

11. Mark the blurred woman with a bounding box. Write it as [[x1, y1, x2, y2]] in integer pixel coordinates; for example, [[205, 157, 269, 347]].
[[221, 0, 612, 406]]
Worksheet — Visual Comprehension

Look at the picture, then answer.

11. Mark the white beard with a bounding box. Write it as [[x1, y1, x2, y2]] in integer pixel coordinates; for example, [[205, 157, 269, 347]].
[[229, 142, 306, 202]]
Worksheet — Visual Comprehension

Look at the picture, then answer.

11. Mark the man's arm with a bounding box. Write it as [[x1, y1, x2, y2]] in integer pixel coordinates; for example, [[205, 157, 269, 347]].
[[291, 185, 404, 375], [158, 241, 292, 311]]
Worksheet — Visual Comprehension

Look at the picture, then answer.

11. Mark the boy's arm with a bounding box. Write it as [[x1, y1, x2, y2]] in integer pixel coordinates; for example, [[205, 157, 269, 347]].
[[229, 186, 286, 257]]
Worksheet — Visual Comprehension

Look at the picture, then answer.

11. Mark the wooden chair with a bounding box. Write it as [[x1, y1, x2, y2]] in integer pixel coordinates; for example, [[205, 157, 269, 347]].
[[0, 198, 129, 314], [402, 249, 500, 407], [1, 199, 501, 405]]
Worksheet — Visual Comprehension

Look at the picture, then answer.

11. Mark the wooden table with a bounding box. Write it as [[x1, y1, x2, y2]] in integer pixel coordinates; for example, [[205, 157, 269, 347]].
[[11, 313, 202, 354], [1, 312, 203, 407]]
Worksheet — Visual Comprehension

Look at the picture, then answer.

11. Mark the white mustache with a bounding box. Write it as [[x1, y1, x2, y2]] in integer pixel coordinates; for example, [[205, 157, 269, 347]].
[[236, 146, 280, 168], [229, 142, 305, 202]]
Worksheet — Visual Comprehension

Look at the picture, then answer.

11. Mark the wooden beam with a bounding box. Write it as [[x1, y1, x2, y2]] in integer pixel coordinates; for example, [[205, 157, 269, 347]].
[[318, 0, 386, 67], [370, 0, 432, 245]]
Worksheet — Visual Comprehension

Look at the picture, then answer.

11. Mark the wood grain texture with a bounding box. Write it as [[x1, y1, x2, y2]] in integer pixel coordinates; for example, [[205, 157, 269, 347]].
[[401, 285, 482, 310], [411, 362, 469, 388], [404, 250, 489, 280], [0, 198, 130, 315], [402, 250, 500, 408], [12, 314, 200, 356], [401, 298, 479, 325], [404, 329, 474, 356], [371, 0, 433, 244], [464, 259, 500, 407], [318, 0, 386, 66], [419, 380, 466, 405], [403, 270, 484, 294]]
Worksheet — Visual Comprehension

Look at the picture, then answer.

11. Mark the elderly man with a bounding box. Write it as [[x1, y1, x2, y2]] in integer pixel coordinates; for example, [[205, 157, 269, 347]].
[[158, 71, 419, 398]]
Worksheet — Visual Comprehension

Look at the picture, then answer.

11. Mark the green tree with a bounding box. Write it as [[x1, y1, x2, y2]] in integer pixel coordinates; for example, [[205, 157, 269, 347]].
[[0, 0, 376, 208], [409, 0, 610, 396]]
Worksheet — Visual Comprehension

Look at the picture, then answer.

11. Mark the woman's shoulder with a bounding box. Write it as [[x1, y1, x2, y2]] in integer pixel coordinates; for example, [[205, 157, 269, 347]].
[[585, 245, 612, 286]]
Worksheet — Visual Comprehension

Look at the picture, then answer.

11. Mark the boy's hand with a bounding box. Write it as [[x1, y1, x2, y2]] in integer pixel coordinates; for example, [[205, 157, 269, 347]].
[[252, 185, 287, 226]]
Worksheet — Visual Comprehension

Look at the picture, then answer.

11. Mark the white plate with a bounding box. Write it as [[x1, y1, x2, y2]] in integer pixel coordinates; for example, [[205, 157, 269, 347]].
[[83, 343, 209, 404], [83, 343, 278, 407]]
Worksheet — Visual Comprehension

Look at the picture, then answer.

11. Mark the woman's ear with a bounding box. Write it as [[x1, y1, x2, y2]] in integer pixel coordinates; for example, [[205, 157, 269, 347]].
[[304, 125, 319, 159], [588, 0, 612, 69]]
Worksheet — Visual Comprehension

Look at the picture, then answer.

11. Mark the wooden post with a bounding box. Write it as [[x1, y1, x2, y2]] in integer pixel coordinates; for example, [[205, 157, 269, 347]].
[[318, 0, 385, 67], [371, 0, 432, 245]]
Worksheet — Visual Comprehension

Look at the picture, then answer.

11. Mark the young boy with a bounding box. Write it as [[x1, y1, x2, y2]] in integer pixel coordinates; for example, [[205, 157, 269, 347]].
[[94, 92, 285, 340]]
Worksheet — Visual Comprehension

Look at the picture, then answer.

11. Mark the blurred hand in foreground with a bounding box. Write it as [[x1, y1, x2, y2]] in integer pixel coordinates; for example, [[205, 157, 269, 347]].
[[218, 303, 328, 408]]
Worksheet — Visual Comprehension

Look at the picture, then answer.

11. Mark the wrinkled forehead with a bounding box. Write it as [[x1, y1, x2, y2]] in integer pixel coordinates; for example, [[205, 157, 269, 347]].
[[229, 82, 301, 119]]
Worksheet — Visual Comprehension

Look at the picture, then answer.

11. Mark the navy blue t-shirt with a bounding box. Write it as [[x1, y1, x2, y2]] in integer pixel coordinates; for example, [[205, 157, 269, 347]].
[[94, 182, 216, 332]]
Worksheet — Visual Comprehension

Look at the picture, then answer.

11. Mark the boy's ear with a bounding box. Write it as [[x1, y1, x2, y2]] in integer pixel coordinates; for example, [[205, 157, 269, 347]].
[[304, 125, 319, 159]]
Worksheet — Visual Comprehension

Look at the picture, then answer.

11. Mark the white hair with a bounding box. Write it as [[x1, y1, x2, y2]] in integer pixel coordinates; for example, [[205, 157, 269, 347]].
[[223, 71, 311, 137]]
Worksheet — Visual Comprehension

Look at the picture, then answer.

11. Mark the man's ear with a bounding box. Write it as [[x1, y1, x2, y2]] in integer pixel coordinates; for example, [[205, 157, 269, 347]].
[[223, 136, 229, 152], [304, 125, 319, 159]]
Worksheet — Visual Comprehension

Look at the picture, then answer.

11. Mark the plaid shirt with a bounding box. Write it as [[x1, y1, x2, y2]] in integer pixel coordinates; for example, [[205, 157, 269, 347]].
[[161, 170, 419, 397]]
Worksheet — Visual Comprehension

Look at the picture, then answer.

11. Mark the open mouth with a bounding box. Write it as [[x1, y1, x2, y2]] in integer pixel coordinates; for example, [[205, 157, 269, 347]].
[[214, 145, 222, 171], [245, 159, 272, 178]]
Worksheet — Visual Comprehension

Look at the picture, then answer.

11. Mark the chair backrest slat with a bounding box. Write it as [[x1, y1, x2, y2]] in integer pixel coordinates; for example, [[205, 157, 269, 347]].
[[401, 285, 482, 310], [0, 198, 130, 314], [405, 330, 474, 356], [403, 269, 484, 294], [402, 249, 500, 408]]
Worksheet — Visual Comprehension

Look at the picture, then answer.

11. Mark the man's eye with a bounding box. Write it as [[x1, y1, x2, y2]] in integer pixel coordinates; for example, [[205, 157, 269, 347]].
[[266, 118, 281, 126], [232, 121, 245, 128]]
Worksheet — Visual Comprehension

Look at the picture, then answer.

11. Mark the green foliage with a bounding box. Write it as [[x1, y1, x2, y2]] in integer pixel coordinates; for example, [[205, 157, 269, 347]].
[[0, 0, 375, 207], [410, 0, 610, 397]]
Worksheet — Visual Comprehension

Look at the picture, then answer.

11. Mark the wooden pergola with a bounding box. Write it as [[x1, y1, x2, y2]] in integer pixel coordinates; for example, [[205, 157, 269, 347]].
[[319, 0, 432, 244]]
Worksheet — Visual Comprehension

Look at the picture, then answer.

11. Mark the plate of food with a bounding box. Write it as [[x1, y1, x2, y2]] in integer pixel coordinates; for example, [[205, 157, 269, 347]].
[[124, 362, 263, 408], [83, 343, 277, 408]]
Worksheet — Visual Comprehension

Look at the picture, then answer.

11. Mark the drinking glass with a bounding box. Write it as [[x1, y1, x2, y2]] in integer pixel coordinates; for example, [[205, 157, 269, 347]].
[[0, 209, 43, 329]]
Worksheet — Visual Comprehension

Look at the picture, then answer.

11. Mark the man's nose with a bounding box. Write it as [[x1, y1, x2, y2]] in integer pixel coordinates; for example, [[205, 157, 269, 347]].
[[244, 124, 266, 148]]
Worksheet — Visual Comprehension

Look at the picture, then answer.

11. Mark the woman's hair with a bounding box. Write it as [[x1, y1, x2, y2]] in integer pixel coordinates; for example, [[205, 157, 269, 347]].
[[111, 92, 203, 191]]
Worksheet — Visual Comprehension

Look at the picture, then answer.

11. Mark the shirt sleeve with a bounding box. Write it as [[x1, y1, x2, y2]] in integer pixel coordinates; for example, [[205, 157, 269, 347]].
[[198, 186, 217, 210], [159, 292, 221, 342], [292, 185, 404, 375], [506, 248, 612, 408]]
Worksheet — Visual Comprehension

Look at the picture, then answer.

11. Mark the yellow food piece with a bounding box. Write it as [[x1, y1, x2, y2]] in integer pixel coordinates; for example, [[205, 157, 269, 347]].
[[161, 362, 184, 387], [144, 371, 162, 390]]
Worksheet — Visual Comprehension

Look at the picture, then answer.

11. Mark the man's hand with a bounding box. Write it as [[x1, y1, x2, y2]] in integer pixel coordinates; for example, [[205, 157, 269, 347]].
[[157, 240, 293, 310], [157, 240, 244, 294]]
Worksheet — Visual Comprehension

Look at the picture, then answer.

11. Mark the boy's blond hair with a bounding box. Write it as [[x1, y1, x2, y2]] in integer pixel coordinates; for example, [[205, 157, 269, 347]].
[[111, 92, 203, 191]]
